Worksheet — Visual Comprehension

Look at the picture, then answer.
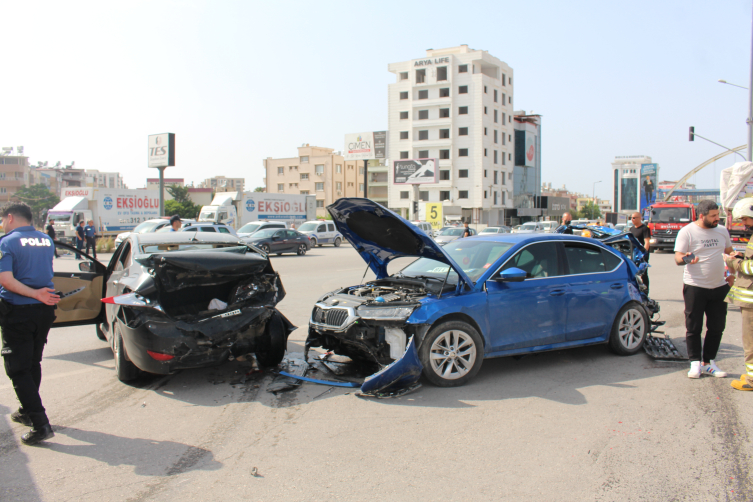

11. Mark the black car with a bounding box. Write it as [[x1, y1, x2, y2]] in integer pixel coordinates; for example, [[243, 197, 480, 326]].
[[243, 228, 311, 256], [50, 233, 294, 382]]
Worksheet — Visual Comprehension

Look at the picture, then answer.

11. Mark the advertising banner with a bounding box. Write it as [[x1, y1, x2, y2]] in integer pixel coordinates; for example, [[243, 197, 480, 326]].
[[620, 178, 638, 211], [62, 187, 93, 200], [393, 159, 438, 184], [425, 202, 443, 231], [344, 131, 386, 161], [99, 190, 160, 232], [640, 163, 658, 213], [243, 194, 310, 224], [524, 133, 535, 167], [148, 133, 175, 168]]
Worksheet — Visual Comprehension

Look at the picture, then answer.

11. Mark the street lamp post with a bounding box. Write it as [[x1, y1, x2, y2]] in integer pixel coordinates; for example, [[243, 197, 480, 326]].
[[592, 180, 601, 219]]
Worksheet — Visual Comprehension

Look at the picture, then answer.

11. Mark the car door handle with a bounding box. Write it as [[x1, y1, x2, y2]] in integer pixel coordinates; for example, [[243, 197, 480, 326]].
[[610, 283, 624, 289], [549, 289, 566, 296]]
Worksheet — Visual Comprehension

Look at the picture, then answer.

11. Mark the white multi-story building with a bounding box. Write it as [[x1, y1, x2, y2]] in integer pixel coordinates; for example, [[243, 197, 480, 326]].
[[387, 45, 514, 224], [612, 155, 653, 214], [86, 170, 126, 189]]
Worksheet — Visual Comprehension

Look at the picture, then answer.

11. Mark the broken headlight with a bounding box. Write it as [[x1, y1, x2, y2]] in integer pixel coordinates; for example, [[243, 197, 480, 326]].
[[230, 281, 260, 304], [357, 306, 416, 320]]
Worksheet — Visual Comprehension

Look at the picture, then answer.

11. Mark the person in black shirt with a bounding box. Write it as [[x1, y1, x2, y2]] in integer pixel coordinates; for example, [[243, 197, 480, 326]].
[[560, 212, 573, 235], [75, 220, 85, 260], [629, 212, 651, 293], [45, 220, 59, 258], [462, 222, 471, 238]]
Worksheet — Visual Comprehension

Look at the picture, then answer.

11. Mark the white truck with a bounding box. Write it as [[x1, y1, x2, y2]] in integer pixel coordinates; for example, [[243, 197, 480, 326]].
[[47, 187, 160, 245], [198, 192, 316, 229]]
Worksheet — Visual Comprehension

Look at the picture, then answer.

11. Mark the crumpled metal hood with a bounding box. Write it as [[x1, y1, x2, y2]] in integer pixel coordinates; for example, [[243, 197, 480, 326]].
[[327, 198, 473, 285], [142, 249, 269, 275]]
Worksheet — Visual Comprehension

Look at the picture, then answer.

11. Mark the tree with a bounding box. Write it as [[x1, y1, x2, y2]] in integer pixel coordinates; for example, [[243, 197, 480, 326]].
[[254, 186, 265, 192], [581, 201, 602, 220], [165, 185, 200, 218], [13, 184, 60, 227]]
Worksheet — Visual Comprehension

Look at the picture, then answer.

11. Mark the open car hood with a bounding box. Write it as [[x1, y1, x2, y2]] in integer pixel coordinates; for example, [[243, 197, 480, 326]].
[[327, 198, 473, 286]]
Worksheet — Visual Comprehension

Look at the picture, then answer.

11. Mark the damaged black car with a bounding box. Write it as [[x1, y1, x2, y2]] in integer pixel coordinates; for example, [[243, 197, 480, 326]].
[[50, 233, 294, 382]]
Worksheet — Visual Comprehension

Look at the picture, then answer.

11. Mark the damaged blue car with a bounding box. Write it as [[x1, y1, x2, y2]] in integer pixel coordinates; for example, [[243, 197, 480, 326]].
[[306, 199, 659, 393]]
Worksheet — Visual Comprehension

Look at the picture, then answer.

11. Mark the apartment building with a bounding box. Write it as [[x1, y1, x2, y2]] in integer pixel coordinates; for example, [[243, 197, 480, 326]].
[[199, 176, 245, 193], [263, 145, 363, 217], [386, 45, 514, 224], [86, 170, 126, 189], [0, 155, 30, 203]]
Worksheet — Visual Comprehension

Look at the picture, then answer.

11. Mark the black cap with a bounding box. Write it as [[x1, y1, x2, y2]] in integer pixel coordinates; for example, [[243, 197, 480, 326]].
[[169, 214, 181, 223]]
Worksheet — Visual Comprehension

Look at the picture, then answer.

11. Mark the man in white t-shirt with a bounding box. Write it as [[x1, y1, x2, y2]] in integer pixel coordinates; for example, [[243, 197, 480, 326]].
[[674, 200, 734, 379]]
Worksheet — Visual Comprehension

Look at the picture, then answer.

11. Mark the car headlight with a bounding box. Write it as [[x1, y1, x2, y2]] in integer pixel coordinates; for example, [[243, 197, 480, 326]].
[[649, 238, 656, 243], [357, 306, 416, 320]]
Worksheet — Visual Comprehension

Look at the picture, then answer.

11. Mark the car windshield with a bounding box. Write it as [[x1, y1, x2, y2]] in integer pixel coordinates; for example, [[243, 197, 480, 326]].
[[132, 220, 165, 233], [521, 223, 538, 230], [298, 222, 318, 232], [480, 227, 498, 233], [238, 223, 261, 233], [439, 228, 465, 236], [199, 210, 216, 220], [398, 240, 514, 284], [651, 207, 691, 223], [140, 243, 242, 253], [48, 213, 71, 222], [249, 229, 278, 238]]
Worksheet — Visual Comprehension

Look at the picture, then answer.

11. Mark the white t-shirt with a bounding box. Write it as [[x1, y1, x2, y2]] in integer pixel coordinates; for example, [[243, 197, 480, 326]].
[[674, 223, 732, 289]]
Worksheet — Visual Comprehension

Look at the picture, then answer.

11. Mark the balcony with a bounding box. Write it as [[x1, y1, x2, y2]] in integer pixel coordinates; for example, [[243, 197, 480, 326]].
[[412, 97, 452, 108]]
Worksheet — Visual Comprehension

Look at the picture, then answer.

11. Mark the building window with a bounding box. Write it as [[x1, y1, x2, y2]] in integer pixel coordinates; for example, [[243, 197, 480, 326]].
[[400, 151, 409, 159], [301, 173, 309, 180], [316, 182, 324, 191], [359, 166, 364, 175], [439, 129, 450, 139], [419, 191, 429, 201], [484, 127, 487, 136], [509, 96, 512, 104], [459, 127, 468, 136], [502, 93, 506, 104], [459, 190, 468, 199], [502, 134, 506, 145], [502, 74, 506, 86], [437, 66, 448, 81], [400, 111, 409, 119], [494, 110, 498, 123], [459, 85, 468, 94], [502, 172, 506, 185], [494, 130, 498, 143], [336, 182, 342, 191], [359, 183, 364, 192], [316, 200, 324, 208], [484, 170, 488, 177], [400, 91, 408, 100], [484, 106, 488, 114], [336, 164, 342, 173], [459, 148, 468, 157], [509, 77, 512, 85], [439, 108, 450, 118], [300, 156, 309, 163], [439, 88, 450, 97], [315, 164, 324, 175], [301, 190, 309, 195], [418, 130, 429, 140], [289, 183, 298, 188], [502, 191, 506, 204], [400, 191, 409, 199], [459, 106, 468, 115], [277, 167, 284, 175], [494, 89, 498, 102], [458, 65, 468, 73], [418, 150, 429, 158], [484, 148, 487, 157], [494, 171, 498, 184], [502, 112, 506, 125], [289, 165, 298, 171], [416, 69, 426, 83], [502, 153, 506, 165], [509, 153, 512, 161], [459, 169, 468, 178], [509, 172, 513, 180], [418, 90, 428, 99], [484, 190, 487, 199], [494, 150, 498, 164], [277, 183, 284, 192], [400, 72, 408, 80], [418, 110, 429, 120], [440, 149, 450, 159], [400, 131, 409, 140], [440, 191, 451, 201], [440, 170, 450, 180]]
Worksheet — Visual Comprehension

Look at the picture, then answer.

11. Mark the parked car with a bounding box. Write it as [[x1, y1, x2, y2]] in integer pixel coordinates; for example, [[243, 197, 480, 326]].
[[114, 218, 197, 246], [237, 221, 287, 238], [306, 198, 656, 395], [479, 226, 511, 235], [49, 234, 294, 382], [410, 221, 436, 238], [435, 226, 476, 244], [297, 220, 343, 247], [157, 222, 237, 236], [539, 221, 558, 233], [243, 228, 311, 256], [514, 222, 547, 234]]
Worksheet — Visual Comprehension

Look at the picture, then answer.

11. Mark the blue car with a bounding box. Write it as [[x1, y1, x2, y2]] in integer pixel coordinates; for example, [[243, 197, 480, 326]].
[[307, 199, 657, 394]]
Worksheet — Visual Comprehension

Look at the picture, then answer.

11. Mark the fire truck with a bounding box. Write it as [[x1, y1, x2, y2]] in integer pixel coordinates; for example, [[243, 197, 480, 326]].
[[646, 201, 696, 252]]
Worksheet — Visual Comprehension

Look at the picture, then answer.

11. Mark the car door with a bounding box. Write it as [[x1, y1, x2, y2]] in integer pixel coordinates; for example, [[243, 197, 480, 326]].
[[270, 230, 286, 252], [51, 241, 108, 327], [562, 242, 625, 341], [485, 241, 568, 351], [317, 224, 327, 244], [327, 223, 336, 244]]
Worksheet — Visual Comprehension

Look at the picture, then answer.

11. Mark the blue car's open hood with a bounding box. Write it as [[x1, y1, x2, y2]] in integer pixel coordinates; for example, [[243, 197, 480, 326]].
[[327, 198, 474, 287]]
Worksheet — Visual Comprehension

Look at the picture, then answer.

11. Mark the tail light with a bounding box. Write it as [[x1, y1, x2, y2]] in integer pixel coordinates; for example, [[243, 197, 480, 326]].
[[147, 350, 174, 361]]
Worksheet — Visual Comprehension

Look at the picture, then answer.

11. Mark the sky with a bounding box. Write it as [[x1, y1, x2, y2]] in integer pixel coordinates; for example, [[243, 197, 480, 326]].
[[2, 0, 752, 202]]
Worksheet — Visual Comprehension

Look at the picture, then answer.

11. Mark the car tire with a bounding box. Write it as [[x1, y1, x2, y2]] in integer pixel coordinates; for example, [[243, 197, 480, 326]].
[[96, 323, 106, 341], [114, 324, 140, 382], [608, 303, 648, 355], [297, 244, 307, 256], [419, 321, 484, 387], [256, 313, 287, 367], [260, 244, 270, 254], [277, 253, 283, 256], [334, 237, 341, 247], [309, 238, 317, 247]]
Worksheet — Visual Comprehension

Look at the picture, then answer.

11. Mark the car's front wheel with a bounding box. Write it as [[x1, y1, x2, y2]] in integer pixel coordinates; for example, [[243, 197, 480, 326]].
[[419, 321, 484, 387], [609, 303, 648, 355], [297, 244, 307, 255], [309, 237, 317, 247], [260, 244, 270, 254], [334, 237, 341, 247], [114, 324, 140, 382], [256, 313, 287, 367]]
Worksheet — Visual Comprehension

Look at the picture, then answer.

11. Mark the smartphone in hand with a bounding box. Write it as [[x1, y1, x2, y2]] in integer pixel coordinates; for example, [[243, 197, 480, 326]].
[[682, 253, 696, 264]]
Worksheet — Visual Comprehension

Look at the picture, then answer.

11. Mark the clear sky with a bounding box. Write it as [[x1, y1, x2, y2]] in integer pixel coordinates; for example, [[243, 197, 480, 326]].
[[2, 0, 751, 201]]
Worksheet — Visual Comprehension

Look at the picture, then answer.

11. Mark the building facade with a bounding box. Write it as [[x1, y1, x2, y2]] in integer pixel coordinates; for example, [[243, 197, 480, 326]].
[[0, 155, 30, 203], [263, 145, 363, 217], [612, 155, 653, 215], [512, 112, 542, 219], [86, 170, 126, 189], [386, 45, 515, 224], [199, 176, 245, 193]]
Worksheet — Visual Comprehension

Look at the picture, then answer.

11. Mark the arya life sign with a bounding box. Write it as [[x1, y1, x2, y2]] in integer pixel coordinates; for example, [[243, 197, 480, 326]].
[[148, 133, 176, 168]]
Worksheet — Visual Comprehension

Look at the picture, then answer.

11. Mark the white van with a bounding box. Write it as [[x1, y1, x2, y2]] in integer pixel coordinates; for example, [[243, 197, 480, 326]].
[[539, 221, 558, 233], [297, 220, 343, 247], [410, 221, 435, 238]]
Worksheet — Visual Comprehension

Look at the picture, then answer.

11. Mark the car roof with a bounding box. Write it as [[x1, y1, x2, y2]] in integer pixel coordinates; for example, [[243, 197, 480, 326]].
[[134, 232, 242, 245], [467, 233, 612, 246]]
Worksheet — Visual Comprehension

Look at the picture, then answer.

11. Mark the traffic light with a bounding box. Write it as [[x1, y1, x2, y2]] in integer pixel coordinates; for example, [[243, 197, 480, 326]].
[[412, 201, 418, 215], [689, 126, 695, 141]]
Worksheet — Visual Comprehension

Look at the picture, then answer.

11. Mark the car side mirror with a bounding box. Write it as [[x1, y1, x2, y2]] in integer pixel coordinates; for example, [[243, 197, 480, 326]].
[[271, 235, 280, 241], [79, 261, 94, 273], [494, 267, 527, 282]]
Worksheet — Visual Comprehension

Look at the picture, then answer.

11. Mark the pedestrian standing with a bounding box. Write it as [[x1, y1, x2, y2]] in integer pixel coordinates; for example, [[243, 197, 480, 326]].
[[45, 220, 59, 258], [75, 220, 85, 259], [0, 202, 60, 445], [723, 199, 753, 391], [169, 215, 181, 232], [674, 200, 732, 379], [559, 212, 573, 234], [628, 212, 651, 294], [84, 220, 96, 259], [462, 221, 471, 238]]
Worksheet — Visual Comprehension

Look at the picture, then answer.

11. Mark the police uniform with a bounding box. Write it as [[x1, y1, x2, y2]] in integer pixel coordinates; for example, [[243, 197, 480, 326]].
[[724, 239, 753, 390], [0, 225, 57, 432], [84, 223, 96, 258]]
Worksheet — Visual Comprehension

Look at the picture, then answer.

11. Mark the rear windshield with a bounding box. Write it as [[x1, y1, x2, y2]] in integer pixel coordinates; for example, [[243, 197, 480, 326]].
[[140, 243, 242, 253]]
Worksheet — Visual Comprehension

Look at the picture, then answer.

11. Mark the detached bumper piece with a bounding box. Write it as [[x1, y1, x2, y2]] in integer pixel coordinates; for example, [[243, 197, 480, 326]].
[[357, 337, 423, 399], [644, 320, 687, 360]]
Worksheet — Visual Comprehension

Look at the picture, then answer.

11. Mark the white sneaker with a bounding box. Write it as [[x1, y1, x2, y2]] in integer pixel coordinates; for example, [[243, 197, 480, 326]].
[[688, 361, 702, 379], [701, 360, 728, 378]]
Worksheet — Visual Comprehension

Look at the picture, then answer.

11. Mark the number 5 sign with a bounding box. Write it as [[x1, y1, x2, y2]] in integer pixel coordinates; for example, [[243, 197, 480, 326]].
[[426, 203, 443, 230]]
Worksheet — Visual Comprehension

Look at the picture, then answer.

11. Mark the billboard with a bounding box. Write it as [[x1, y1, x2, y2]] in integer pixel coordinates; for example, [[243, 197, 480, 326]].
[[524, 133, 535, 167], [620, 178, 638, 211], [344, 131, 386, 161], [393, 159, 438, 184], [148, 133, 175, 168], [425, 202, 443, 231], [640, 163, 658, 213]]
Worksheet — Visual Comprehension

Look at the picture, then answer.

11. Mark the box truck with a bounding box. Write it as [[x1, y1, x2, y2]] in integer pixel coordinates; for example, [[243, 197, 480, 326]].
[[198, 192, 316, 229]]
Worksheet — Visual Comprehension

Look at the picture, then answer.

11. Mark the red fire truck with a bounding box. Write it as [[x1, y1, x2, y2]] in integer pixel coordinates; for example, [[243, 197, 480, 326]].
[[646, 201, 696, 252]]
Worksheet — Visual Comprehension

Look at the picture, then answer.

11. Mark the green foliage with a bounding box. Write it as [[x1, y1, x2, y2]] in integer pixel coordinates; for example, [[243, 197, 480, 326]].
[[165, 185, 200, 218], [254, 186, 265, 192], [580, 201, 602, 220], [14, 184, 60, 227]]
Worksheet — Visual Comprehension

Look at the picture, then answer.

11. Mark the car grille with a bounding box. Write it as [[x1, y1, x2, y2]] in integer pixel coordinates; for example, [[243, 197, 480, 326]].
[[312, 307, 349, 327]]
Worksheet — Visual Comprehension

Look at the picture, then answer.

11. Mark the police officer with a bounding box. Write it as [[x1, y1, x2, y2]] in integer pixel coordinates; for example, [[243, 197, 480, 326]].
[[0, 202, 60, 444], [84, 219, 96, 258], [75, 220, 85, 259]]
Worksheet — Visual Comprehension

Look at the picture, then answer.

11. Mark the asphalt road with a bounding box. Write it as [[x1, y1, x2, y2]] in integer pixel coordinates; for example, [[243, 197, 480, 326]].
[[1, 246, 752, 501]]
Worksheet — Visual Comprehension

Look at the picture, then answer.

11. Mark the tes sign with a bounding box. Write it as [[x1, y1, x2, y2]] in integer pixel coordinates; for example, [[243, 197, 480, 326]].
[[148, 133, 176, 168]]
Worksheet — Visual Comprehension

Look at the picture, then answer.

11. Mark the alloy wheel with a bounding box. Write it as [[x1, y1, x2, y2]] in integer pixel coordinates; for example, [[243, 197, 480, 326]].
[[618, 309, 645, 350], [429, 329, 477, 380]]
